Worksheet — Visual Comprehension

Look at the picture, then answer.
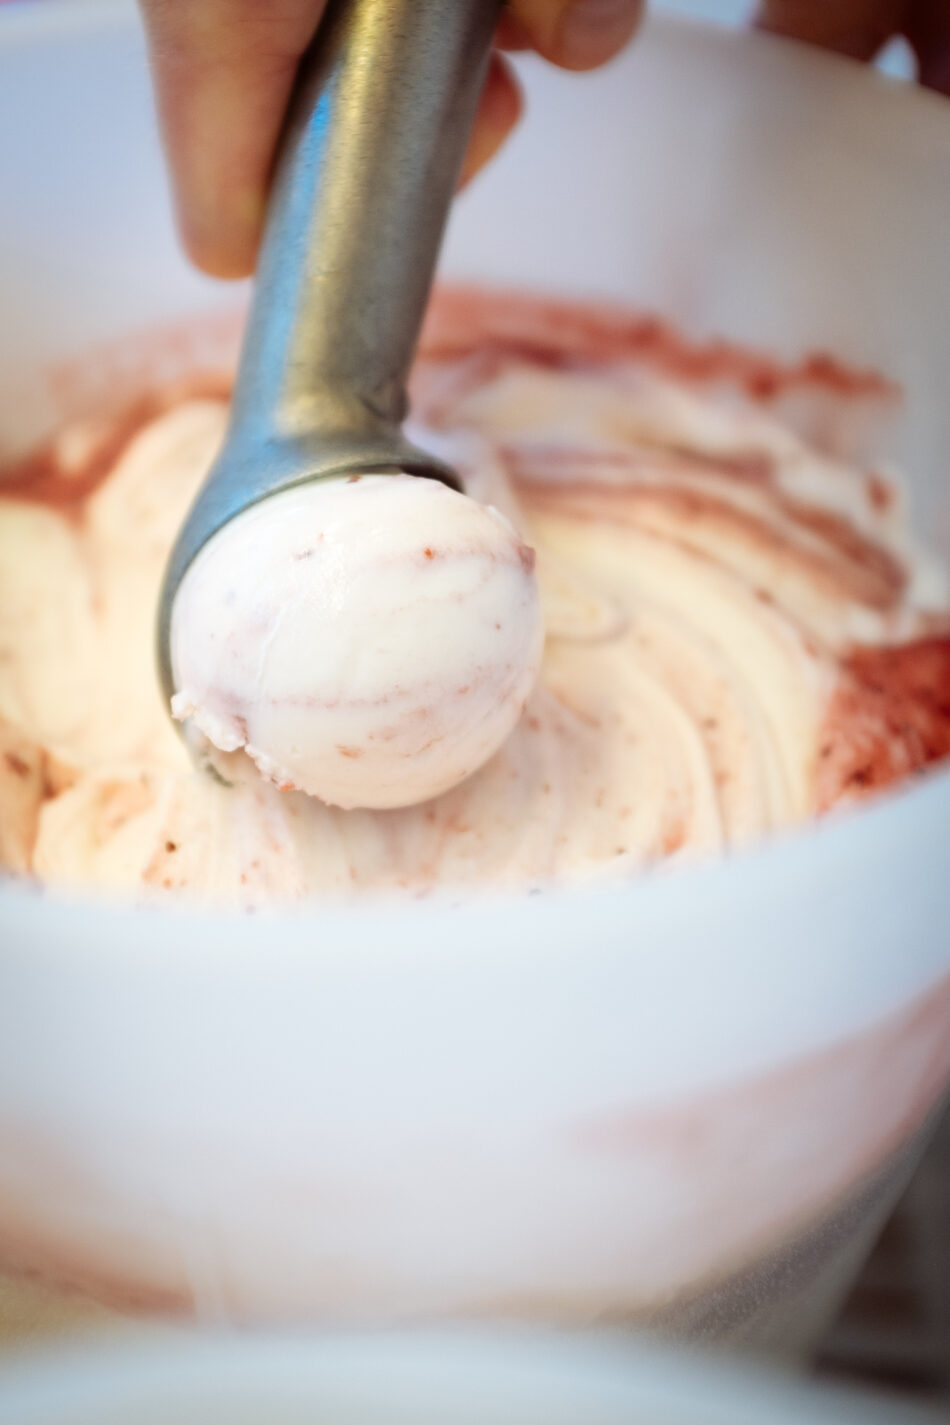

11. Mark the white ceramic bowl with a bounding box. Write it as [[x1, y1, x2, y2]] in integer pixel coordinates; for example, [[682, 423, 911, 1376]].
[[1, 0, 949, 1356]]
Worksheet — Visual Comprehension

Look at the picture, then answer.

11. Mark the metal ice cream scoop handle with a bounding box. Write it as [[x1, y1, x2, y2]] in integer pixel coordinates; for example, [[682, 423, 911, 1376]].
[[157, 0, 499, 705]]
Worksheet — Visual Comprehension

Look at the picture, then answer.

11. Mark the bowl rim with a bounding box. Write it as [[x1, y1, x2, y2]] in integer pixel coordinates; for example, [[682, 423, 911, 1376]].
[[7, 0, 949, 124], [0, 0, 134, 46]]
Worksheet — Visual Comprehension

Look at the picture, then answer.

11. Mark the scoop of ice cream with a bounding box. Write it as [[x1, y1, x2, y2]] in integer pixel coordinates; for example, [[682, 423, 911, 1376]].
[[169, 473, 544, 810]]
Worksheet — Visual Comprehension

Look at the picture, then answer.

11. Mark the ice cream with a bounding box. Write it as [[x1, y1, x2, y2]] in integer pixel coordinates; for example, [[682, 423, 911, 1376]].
[[169, 474, 544, 809], [1, 288, 949, 903]]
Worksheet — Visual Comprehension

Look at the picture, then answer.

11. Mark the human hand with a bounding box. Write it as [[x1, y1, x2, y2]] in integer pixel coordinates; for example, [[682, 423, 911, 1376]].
[[138, 0, 644, 279], [755, 0, 950, 93], [139, 0, 948, 283]]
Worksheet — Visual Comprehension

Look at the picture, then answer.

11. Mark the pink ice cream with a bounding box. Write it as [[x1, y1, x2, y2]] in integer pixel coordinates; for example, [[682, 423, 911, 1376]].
[[169, 475, 544, 810], [1, 288, 949, 904]]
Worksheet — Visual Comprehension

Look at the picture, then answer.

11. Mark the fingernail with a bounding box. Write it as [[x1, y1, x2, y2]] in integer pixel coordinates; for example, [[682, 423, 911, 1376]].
[[557, 0, 639, 69], [179, 183, 265, 280]]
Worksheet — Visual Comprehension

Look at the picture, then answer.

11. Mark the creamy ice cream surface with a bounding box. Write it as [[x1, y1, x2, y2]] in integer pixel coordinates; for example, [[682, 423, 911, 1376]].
[[2, 288, 949, 904], [170, 475, 544, 809]]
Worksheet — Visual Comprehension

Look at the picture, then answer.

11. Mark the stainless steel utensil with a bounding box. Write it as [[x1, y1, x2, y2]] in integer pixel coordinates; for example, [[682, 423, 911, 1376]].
[[157, 0, 498, 706]]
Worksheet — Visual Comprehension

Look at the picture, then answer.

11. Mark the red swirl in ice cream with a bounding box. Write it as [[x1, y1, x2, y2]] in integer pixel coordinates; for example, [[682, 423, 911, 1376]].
[[1, 289, 948, 902], [169, 474, 544, 810]]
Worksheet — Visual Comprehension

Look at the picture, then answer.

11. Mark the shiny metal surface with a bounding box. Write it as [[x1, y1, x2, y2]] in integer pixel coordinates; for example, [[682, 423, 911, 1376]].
[[157, 0, 498, 706]]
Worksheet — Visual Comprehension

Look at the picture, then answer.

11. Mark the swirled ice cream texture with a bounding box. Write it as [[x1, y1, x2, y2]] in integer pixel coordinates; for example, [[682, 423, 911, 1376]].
[[169, 475, 544, 810], [1, 290, 949, 903]]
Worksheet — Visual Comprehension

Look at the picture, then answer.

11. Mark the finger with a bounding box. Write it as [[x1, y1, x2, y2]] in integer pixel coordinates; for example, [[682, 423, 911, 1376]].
[[905, 0, 950, 95], [509, 0, 644, 72], [496, 11, 533, 51], [139, 0, 324, 278], [754, 0, 905, 60], [459, 52, 524, 188]]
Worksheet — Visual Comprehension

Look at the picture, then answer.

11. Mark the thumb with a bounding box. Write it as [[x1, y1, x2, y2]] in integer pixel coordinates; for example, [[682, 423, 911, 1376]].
[[509, 0, 644, 72]]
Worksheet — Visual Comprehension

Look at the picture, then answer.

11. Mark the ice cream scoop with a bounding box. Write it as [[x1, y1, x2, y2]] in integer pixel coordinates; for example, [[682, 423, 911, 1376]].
[[170, 476, 543, 808], [156, 0, 544, 808]]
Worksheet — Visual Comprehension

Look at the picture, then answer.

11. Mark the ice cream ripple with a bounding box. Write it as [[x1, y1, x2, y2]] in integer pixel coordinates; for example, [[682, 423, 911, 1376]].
[[1, 289, 948, 904]]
